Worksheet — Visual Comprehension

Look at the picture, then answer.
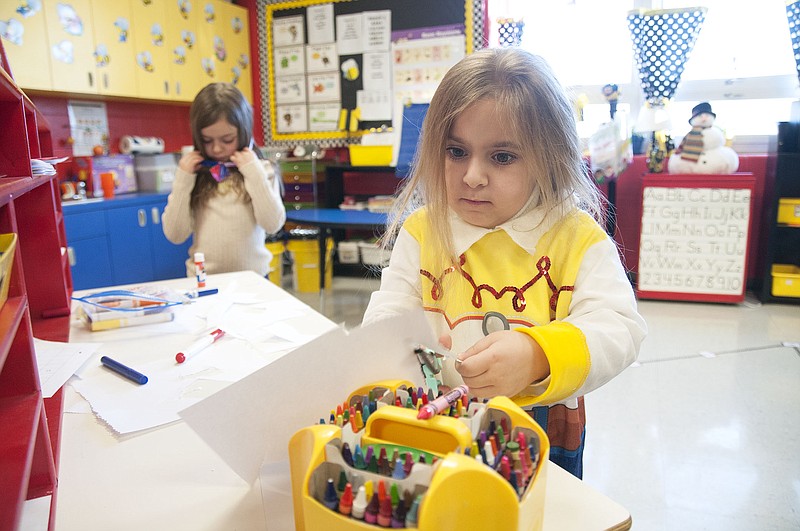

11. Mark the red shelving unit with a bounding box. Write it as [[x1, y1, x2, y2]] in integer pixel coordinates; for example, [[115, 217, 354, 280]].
[[0, 40, 72, 531]]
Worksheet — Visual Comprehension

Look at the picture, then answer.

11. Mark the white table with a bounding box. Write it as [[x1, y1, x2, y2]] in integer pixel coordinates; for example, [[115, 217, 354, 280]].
[[54, 272, 630, 530]]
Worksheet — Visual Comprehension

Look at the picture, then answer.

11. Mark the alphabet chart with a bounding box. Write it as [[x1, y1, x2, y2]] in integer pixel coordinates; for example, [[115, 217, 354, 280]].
[[637, 174, 755, 303]]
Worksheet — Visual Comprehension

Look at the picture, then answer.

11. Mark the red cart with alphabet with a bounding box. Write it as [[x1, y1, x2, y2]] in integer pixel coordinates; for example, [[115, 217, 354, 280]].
[[636, 173, 756, 303]]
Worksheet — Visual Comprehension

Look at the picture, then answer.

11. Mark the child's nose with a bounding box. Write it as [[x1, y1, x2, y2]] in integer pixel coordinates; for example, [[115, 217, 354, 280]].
[[463, 159, 488, 188]]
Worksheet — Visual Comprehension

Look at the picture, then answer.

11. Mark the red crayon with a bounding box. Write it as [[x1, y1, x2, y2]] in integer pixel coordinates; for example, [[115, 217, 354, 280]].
[[377, 496, 393, 527], [338, 483, 353, 516]]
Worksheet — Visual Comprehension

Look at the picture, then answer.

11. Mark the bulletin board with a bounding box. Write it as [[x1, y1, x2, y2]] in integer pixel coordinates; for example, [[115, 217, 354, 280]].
[[636, 173, 755, 304], [263, 0, 475, 145]]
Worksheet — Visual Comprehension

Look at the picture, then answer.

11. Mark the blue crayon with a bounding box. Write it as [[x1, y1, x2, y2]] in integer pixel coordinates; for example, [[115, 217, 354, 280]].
[[392, 459, 406, 480], [405, 495, 421, 527], [100, 356, 148, 385], [322, 478, 339, 510]]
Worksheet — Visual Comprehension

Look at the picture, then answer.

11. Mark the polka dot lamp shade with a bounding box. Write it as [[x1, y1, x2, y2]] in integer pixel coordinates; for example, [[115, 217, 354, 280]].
[[627, 7, 707, 105], [786, 1, 800, 83]]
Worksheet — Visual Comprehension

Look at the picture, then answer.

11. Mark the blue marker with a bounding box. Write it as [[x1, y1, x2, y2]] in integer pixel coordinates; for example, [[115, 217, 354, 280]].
[[185, 288, 219, 298], [100, 356, 148, 385]]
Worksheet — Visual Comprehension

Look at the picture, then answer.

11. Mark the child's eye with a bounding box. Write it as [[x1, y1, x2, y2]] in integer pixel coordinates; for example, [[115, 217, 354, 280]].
[[446, 146, 466, 159], [493, 152, 517, 165]]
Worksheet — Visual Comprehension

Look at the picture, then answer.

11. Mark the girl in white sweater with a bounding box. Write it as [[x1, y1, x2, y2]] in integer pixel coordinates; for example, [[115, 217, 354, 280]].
[[163, 82, 285, 277]]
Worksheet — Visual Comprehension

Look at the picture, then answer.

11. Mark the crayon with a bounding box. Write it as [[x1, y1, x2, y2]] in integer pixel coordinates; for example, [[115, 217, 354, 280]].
[[364, 493, 380, 525], [338, 483, 353, 516], [322, 478, 338, 510], [351, 485, 368, 520], [377, 497, 393, 527], [417, 385, 469, 420]]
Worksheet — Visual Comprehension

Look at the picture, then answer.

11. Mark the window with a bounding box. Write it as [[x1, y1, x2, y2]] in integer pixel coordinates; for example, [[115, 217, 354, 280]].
[[487, 0, 799, 151]]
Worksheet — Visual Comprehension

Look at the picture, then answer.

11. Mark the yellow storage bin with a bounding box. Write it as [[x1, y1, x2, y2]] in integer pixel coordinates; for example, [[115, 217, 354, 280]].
[[287, 238, 334, 292], [0, 233, 18, 311], [777, 198, 800, 225], [771, 264, 800, 298], [289, 381, 549, 531], [348, 145, 392, 166], [265, 241, 285, 287]]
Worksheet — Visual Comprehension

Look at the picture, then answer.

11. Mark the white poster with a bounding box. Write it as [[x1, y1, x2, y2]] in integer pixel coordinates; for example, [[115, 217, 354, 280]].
[[307, 3, 334, 44], [273, 45, 305, 77], [305, 43, 337, 73], [306, 71, 341, 103], [274, 74, 307, 104], [272, 16, 305, 47], [362, 51, 391, 91], [336, 13, 363, 55], [357, 90, 392, 121], [67, 100, 109, 157], [363, 10, 391, 52], [275, 105, 308, 133], [308, 103, 341, 132]]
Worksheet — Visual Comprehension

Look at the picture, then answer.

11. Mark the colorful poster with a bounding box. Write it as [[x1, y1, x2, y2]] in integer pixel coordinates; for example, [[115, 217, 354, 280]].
[[306, 71, 340, 103], [272, 15, 305, 47], [273, 45, 305, 76], [305, 43, 337, 73]]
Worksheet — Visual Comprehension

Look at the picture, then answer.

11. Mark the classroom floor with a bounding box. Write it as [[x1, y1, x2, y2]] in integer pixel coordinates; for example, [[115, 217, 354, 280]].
[[284, 275, 800, 531]]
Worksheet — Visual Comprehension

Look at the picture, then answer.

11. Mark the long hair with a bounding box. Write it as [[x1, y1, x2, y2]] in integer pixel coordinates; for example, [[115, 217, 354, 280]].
[[385, 48, 602, 272], [189, 82, 257, 209]]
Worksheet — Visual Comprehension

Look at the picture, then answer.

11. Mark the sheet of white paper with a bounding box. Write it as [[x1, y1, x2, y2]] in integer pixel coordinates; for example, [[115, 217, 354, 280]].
[[67, 272, 336, 435], [336, 13, 363, 55], [307, 3, 334, 44], [33, 338, 100, 398], [362, 51, 392, 91], [179, 310, 436, 483], [363, 10, 391, 52]]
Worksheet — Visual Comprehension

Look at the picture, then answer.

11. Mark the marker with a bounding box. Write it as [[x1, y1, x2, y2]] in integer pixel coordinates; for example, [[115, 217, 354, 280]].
[[175, 328, 225, 363], [100, 356, 148, 385], [416, 385, 469, 420], [184, 288, 219, 298]]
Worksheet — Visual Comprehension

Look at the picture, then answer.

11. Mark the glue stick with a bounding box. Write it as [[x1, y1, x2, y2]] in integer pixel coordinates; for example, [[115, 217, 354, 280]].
[[194, 252, 206, 288]]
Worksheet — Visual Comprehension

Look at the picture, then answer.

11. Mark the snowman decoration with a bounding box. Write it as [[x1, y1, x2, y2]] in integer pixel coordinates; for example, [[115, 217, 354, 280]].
[[668, 102, 739, 174]]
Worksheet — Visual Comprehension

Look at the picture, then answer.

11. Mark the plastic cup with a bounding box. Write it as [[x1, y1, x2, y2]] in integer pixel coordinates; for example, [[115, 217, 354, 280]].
[[101, 172, 115, 199]]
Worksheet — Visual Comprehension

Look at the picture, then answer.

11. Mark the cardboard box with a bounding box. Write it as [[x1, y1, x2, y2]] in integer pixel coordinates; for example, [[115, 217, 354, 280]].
[[134, 153, 178, 192], [78, 155, 137, 197]]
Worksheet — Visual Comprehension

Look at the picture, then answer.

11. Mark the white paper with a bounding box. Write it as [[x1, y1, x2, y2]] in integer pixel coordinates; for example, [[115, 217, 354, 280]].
[[305, 43, 337, 73], [275, 104, 308, 133], [336, 13, 363, 55], [179, 310, 437, 483], [362, 51, 391, 91], [274, 74, 307, 104], [273, 45, 305, 76], [363, 10, 391, 52], [307, 3, 334, 44], [67, 101, 109, 157], [67, 272, 335, 435], [309, 103, 341, 132], [33, 338, 100, 398], [357, 90, 392, 121], [272, 15, 305, 47], [306, 72, 341, 103]]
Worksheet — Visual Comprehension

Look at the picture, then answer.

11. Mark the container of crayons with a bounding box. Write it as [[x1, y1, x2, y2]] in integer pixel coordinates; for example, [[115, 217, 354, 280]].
[[288, 380, 549, 530]]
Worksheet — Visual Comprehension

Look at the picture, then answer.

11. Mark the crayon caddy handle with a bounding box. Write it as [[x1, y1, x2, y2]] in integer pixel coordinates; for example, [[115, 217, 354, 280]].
[[361, 405, 473, 457], [346, 379, 416, 407]]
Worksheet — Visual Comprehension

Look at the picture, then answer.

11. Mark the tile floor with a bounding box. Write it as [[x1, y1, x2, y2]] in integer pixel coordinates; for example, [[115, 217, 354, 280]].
[[285, 275, 800, 531]]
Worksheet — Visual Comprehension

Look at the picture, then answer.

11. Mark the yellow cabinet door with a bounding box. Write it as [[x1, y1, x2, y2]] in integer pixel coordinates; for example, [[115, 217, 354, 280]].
[[165, 0, 202, 102], [195, 0, 221, 90], [130, 0, 171, 100], [0, 0, 54, 90], [43, 0, 97, 93], [90, 0, 137, 97], [217, 0, 251, 103]]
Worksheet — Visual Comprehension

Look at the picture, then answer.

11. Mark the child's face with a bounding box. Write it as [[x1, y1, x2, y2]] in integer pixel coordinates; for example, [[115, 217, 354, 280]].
[[444, 99, 533, 229], [200, 118, 239, 161]]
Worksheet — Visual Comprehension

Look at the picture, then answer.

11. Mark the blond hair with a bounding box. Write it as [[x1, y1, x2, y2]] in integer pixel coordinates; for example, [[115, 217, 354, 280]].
[[386, 48, 602, 271]]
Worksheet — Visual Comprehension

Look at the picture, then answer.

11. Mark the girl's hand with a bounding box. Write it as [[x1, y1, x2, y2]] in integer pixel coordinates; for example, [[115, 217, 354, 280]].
[[230, 147, 256, 168], [455, 331, 549, 399], [178, 150, 203, 173]]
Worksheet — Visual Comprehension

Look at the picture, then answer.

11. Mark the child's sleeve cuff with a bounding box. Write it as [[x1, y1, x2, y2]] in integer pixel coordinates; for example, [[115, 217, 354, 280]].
[[512, 321, 591, 407]]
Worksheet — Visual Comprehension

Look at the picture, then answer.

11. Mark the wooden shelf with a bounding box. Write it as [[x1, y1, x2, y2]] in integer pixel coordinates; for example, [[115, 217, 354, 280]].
[[0, 38, 72, 531]]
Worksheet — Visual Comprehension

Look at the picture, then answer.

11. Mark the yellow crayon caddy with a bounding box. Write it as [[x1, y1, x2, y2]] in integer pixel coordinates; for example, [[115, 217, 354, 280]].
[[289, 380, 550, 531]]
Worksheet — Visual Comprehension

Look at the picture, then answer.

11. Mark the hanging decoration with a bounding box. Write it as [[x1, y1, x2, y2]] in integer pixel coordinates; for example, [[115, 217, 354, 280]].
[[497, 18, 524, 47], [627, 7, 707, 172], [785, 0, 800, 83]]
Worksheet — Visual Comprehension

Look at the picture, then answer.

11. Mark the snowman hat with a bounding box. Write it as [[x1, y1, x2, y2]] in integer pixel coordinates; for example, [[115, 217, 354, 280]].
[[690, 102, 715, 123]]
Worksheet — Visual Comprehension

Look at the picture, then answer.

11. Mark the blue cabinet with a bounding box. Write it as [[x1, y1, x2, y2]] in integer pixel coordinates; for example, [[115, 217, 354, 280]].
[[64, 193, 191, 290]]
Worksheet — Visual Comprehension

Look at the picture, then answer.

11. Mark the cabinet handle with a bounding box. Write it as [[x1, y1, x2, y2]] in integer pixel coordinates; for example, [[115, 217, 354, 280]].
[[176, 81, 181, 96], [103, 73, 108, 89], [151, 207, 160, 225], [67, 246, 76, 266], [165, 81, 169, 95], [138, 209, 147, 227], [88, 72, 93, 87]]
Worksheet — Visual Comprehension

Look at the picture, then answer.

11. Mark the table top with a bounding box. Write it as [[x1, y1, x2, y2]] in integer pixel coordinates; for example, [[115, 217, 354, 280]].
[[286, 207, 388, 229], [54, 271, 630, 530]]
